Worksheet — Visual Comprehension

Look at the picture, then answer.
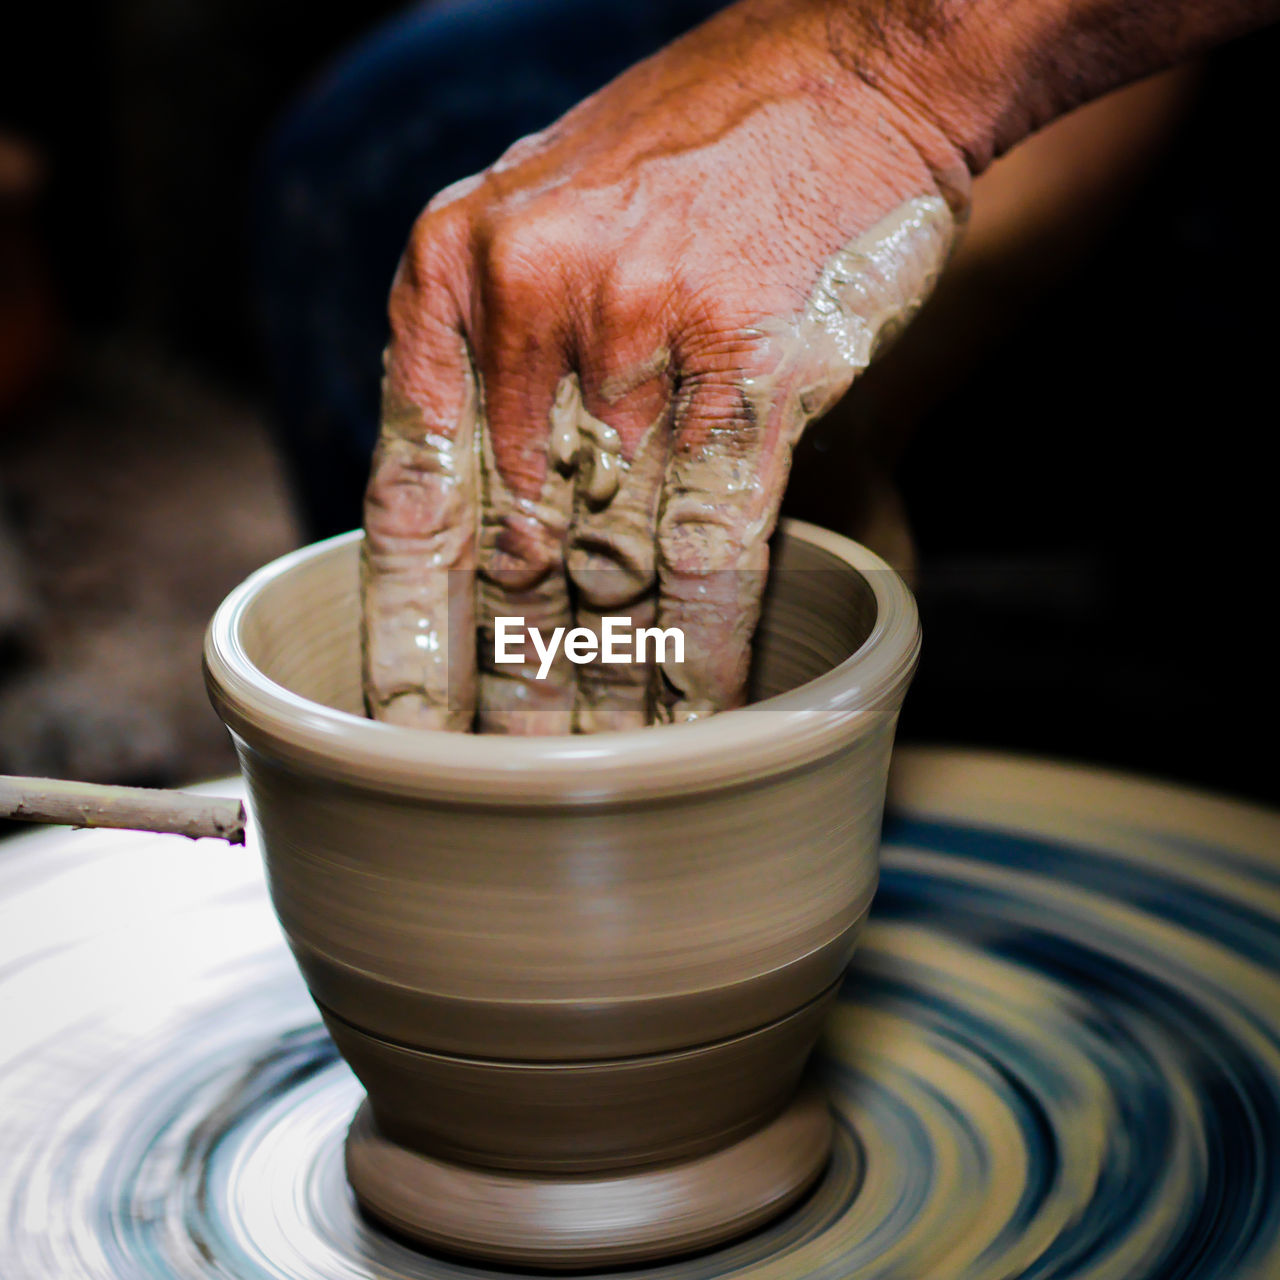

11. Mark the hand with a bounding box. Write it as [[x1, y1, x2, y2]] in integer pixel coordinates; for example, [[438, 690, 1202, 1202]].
[[360, 0, 971, 734]]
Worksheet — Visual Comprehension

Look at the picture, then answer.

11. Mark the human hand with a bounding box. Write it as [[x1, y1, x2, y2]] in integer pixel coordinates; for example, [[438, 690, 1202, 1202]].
[[360, 0, 973, 734]]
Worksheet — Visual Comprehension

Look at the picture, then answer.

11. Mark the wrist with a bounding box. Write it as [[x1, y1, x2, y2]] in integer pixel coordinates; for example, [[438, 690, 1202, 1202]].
[[703, 0, 980, 210], [823, 0, 1068, 175], [705, 0, 1034, 207], [822, 0, 1274, 176]]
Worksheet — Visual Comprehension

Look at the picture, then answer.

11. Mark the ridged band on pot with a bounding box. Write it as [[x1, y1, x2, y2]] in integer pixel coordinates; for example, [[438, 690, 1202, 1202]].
[[320, 981, 837, 1174], [204, 520, 919, 1061]]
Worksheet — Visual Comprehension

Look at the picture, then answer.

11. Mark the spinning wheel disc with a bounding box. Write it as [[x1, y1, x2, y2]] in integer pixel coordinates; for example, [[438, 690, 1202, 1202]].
[[1, 748, 1277, 1278]]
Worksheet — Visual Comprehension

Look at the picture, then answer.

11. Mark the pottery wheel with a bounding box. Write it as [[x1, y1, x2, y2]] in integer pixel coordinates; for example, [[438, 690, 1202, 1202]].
[[2, 747, 1278, 1279]]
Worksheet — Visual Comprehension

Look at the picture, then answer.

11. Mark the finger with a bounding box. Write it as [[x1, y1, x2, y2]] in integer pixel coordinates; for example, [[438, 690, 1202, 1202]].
[[472, 257, 577, 734], [655, 368, 783, 723], [656, 197, 954, 721], [566, 346, 673, 732], [362, 227, 477, 731]]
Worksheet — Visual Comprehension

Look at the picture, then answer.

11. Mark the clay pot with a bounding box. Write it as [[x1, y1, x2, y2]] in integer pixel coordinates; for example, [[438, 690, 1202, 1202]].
[[204, 518, 919, 1267]]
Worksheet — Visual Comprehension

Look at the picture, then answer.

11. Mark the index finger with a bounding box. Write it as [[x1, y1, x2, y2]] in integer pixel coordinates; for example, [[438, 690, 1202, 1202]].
[[362, 237, 478, 731]]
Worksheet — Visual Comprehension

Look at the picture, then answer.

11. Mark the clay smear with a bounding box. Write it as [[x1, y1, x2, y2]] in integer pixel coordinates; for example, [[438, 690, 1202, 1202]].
[[361, 362, 480, 732], [479, 372, 670, 732], [655, 194, 954, 721], [363, 196, 952, 732], [473, 375, 576, 733]]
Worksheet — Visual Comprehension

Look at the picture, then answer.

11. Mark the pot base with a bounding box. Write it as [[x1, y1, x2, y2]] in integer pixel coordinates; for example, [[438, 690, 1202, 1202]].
[[345, 1084, 833, 1269]]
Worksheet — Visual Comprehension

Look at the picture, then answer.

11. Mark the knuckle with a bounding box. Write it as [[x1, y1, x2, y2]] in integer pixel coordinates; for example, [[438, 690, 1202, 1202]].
[[424, 170, 485, 215], [676, 306, 774, 379], [657, 507, 742, 574], [387, 209, 475, 351], [596, 257, 676, 331], [402, 203, 472, 293], [480, 208, 572, 297], [676, 372, 757, 431], [481, 512, 563, 590], [490, 127, 555, 175], [567, 537, 655, 608]]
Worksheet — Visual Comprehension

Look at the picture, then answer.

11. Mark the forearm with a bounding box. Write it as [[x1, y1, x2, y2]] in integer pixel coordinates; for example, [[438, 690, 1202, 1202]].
[[832, 0, 1279, 171], [712, 0, 1277, 184]]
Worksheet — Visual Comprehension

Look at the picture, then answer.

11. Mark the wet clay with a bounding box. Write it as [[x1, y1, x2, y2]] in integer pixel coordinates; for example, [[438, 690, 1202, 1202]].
[[475, 372, 670, 733], [207, 520, 920, 1266], [360, 363, 480, 733], [560, 378, 670, 733], [654, 196, 953, 722], [360, 197, 950, 733]]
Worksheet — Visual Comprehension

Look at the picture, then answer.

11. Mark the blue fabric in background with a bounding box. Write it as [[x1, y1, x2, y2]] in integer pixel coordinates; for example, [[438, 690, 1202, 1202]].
[[255, 0, 726, 536]]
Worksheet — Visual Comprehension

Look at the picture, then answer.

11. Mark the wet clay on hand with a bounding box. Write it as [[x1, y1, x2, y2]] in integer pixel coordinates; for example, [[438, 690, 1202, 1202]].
[[359, 0, 966, 735], [360, 197, 952, 733], [655, 197, 951, 722]]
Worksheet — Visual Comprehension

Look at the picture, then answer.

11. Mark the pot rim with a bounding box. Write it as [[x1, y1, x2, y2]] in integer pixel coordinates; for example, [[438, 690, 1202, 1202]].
[[203, 518, 920, 805]]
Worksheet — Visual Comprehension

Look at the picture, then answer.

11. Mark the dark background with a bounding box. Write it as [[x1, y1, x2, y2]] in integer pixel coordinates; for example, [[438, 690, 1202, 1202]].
[[1, 2, 1275, 803], [894, 27, 1277, 805]]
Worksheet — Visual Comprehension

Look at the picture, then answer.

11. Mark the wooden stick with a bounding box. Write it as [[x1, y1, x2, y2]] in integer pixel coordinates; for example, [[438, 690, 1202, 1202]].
[[0, 775, 246, 844]]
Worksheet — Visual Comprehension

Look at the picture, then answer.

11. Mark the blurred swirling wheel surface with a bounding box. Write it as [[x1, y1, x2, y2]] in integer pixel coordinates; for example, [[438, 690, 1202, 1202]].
[[1, 747, 1277, 1279]]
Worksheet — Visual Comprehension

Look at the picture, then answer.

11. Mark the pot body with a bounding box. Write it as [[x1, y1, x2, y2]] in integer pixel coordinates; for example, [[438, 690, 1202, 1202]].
[[206, 521, 918, 1177]]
